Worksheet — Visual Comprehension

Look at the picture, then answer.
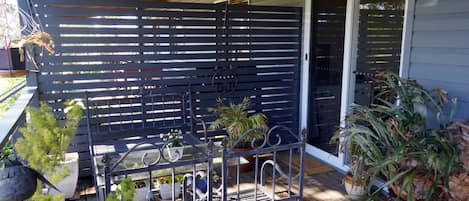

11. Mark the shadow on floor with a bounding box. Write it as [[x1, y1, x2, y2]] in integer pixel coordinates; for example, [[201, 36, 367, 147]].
[[77, 155, 348, 201], [226, 154, 348, 201]]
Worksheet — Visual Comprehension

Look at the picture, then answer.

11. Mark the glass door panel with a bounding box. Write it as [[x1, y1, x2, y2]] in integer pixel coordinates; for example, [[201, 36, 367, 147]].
[[308, 0, 347, 156], [354, 0, 405, 105]]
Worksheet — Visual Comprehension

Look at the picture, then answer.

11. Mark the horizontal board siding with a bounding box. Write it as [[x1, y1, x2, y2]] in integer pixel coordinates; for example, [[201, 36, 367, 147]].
[[34, 0, 302, 177], [409, 0, 469, 122], [413, 13, 469, 31], [414, 0, 469, 15]]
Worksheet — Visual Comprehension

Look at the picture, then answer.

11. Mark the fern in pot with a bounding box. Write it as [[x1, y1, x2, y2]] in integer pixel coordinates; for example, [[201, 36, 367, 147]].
[[209, 97, 268, 172]]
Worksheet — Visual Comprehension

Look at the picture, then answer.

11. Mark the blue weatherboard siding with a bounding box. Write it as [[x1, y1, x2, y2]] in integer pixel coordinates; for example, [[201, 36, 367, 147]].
[[408, 0, 469, 121]]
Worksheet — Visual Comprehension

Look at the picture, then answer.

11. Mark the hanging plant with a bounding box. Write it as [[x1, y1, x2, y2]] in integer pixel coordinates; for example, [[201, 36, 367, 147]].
[[0, 2, 54, 74]]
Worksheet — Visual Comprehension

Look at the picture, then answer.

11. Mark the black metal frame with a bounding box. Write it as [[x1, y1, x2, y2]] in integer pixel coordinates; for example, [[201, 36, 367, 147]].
[[85, 86, 208, 200], [221, 126, 306, 201]]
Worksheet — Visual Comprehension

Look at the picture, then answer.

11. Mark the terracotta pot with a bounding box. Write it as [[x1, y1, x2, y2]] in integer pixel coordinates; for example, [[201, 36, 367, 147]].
[[231, 147, 254, 173]]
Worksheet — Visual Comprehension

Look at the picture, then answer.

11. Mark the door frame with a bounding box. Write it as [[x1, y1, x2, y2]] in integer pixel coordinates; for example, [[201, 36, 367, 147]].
[[299, 0, 360, 172], [301, 0, 414, 171]]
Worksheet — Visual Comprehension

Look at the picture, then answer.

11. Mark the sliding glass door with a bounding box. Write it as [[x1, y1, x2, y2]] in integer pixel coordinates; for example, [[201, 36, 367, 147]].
[[354, 0, 404, 106], [308, 0, 347, 157], [305, 0, 405, 168]]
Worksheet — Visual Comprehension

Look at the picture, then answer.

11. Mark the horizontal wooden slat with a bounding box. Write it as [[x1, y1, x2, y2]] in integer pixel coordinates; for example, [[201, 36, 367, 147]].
[[44, 51, 299, 63], [54, 43, 300, 54], [39, 66, 296, 83]]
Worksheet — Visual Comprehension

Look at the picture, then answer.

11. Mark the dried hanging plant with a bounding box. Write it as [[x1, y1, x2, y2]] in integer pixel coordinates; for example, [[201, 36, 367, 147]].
[[12, 31, 55, 54]]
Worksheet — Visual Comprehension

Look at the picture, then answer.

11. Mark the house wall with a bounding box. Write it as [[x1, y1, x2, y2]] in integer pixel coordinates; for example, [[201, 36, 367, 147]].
[[407, 0, 469, 120]]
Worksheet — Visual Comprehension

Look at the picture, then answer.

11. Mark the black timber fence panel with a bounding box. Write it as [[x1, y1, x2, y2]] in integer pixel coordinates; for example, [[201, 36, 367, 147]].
[[33, 0, 302, 177], [356, 9, 404, 75]]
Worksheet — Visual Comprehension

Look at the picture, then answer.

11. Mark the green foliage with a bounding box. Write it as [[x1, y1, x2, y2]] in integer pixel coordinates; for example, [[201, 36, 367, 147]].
[[209, 97, 268, 147], [0, 142, 14, 168], [155, 174, 184, 184], [167, 130, 183, 147], [0, 77, 25, 117], [0, 141, 14, 161], [31, 181, 65, 201], [334, 73, 460, 201], [107, 178, 136, 201], [15, 100, 83, 200]]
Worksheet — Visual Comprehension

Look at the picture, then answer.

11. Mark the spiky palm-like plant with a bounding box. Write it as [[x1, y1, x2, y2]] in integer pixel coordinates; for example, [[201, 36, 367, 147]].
[[209, 97, 268, 148], [334, 72, 460, 201]]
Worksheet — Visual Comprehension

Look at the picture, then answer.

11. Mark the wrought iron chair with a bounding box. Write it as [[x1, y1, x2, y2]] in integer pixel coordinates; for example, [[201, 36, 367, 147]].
[[84, 87, 209, 200], [219, 126, 306, 201], [85, 87, 305, 200]]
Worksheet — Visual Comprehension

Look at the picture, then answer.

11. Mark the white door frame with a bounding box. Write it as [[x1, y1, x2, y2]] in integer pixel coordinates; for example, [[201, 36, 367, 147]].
[[301, 0, 414, 172], [300, 0, 360, 172]]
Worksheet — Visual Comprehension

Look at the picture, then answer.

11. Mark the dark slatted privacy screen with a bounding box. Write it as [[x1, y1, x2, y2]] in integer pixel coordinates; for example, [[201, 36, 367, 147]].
[[33, 0, 302, 177], [356, 2, 404, 75]]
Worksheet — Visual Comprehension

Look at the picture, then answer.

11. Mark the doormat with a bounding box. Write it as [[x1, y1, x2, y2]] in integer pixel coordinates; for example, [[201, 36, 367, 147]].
[[278, 153, 334, 176]]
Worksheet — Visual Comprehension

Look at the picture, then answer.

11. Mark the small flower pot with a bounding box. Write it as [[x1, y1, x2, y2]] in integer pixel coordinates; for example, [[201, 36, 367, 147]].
[[159, 182, 181, 200], [163, 146, 184, 162], [134, 186, 150, 201]]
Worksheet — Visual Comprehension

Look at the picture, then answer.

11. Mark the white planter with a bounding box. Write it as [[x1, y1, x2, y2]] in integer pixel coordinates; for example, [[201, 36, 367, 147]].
[[159, 183, 181, 200], [49, 152, 79, 199], [134, 187, 149, 201]]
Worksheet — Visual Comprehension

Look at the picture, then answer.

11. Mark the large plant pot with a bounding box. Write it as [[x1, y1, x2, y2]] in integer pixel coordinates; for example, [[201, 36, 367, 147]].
[[159, 182, 181, 200], [343, 173, 366, 197], [49, 152, 79, 199], [232, 147, 254, 173]]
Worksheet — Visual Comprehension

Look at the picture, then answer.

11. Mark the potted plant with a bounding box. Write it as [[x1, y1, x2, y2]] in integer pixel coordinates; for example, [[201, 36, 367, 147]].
[[133, 180, 151, 201], [162, 130, 184, 162], [15, 100, 83, 200], [0, 3, 54, 74], [155, 175, 184, 200], [107, 178, 136, 201], [209, 97, 268, 172], [334, 72, 461, 200], [343, 156, 367, 199]]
